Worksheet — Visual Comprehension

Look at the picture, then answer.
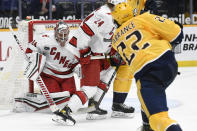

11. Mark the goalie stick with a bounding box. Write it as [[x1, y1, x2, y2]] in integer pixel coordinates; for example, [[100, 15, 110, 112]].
[[9, 25, 59, 113], [9, 25, 110, 114]]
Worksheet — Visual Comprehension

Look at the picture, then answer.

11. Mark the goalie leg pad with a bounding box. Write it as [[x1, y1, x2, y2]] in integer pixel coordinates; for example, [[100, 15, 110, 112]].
[[13, 92, 70, 113]]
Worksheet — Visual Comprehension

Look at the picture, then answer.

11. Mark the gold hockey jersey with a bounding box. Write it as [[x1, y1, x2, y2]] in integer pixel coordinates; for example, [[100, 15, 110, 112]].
[[127, 0, 145, 16], [112, 12, 182, 76]]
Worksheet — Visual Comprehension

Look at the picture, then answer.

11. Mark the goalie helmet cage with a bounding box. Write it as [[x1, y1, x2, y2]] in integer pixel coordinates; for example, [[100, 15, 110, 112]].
[[27, 20, 82, 93], [0, 20, 81, 109]]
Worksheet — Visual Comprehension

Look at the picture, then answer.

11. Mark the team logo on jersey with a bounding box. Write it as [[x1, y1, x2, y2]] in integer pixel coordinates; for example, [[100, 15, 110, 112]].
[[44, 46, 50, 50]]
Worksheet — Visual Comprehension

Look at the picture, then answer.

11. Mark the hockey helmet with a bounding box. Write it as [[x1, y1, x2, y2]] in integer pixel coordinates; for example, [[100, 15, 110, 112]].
[[111, 2, 134, 25], [54, 20, 70, 47], [127, 0, 145, 16]]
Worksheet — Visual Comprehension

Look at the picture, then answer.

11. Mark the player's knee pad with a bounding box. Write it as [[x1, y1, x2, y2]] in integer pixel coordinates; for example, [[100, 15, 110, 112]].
[[149, 111, 179, 131], [81, 86, 97, 99], [113, 65, 133, 93], [93, 81, 108, 102]]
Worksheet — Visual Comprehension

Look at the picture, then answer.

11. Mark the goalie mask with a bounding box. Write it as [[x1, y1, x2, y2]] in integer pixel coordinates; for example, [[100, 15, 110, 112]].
[[111, 2, 134, 25], [54, 21, 70, 47]]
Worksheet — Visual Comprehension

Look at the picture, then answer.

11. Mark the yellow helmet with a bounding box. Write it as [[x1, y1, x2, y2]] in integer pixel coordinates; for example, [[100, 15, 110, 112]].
[[111, 2, 134, 25]]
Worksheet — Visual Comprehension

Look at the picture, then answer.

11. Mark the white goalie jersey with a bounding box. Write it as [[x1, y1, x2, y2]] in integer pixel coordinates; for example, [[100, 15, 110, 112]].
[[26, 33, 78, 79], [66, 4, 116, 57]]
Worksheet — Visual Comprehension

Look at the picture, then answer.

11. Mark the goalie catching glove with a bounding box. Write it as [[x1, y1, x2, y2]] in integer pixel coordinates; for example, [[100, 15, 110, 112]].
[[24, 52, 46, 81]]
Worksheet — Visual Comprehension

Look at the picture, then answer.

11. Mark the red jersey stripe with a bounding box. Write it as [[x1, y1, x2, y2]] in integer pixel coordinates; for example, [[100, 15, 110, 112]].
[[80, 23, 95, 37]]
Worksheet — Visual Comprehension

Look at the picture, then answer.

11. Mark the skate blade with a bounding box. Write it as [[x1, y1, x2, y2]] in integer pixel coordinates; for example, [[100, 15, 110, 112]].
[[86, 114, 107, 120], [111, 111, 135, 118], [52, 115, 75, 126]]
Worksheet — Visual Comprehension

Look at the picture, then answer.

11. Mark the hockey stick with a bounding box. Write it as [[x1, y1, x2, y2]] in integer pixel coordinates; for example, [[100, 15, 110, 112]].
[[91, 55, 110, 60], [77, 57, 123, 113], [9, 26, 110, 114], [9, 25, 59, 113], [96, 58, 122, 107]]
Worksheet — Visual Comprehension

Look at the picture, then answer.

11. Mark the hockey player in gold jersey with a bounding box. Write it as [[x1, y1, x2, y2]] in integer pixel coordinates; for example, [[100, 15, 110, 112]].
[[111, 0, 159, 118], [111, 2, 183, 131]]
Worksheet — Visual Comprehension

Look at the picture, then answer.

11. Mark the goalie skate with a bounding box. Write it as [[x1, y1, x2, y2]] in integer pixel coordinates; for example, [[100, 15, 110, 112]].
[[111, 103, 135, 118], [86, 99, 108, 120], [52, 106, 76, 126]]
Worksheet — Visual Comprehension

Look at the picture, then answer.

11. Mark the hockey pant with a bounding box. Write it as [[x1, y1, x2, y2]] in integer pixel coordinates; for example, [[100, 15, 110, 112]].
[[40, 72, 76, 94], [135, 51, 182, 131]]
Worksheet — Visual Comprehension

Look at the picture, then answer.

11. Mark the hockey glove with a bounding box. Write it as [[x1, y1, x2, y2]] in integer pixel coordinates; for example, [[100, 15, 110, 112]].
[[109, 48, 126, 67], [79, 47, 91, 65]]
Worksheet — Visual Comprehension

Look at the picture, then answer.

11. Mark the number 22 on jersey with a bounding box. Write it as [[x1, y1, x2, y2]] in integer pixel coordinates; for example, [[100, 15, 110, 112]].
[[116, 30, 150, 65]]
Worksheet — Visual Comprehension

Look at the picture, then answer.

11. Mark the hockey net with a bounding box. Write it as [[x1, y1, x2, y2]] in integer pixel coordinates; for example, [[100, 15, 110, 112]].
[[0, 20, 81, 110]]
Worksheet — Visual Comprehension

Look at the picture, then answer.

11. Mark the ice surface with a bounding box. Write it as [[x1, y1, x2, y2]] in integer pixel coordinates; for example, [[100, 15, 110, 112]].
[[0, 67, 197, 131]]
